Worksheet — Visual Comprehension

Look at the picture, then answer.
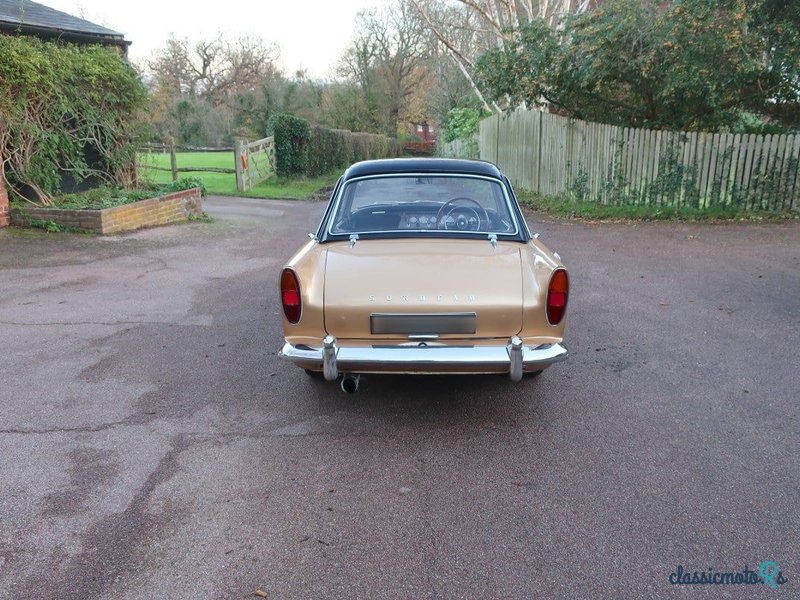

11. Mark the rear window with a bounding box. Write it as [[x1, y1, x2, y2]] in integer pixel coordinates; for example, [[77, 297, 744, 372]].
[[329, 175, 517, 235]]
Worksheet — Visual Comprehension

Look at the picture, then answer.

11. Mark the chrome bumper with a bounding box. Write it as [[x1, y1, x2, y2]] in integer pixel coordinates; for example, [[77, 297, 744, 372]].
[[279, 336, 568, 381]]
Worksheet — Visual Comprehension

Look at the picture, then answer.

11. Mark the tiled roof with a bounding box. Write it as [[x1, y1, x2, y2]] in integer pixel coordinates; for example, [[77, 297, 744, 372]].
[[0, 0, 123, 38]]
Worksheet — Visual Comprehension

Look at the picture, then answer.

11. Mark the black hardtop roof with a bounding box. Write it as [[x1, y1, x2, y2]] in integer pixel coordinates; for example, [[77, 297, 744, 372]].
[[342, 158, 504, 181]]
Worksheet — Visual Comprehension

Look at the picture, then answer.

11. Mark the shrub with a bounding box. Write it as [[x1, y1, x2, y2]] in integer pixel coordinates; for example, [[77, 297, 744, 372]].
[[443, 108, 486, 143], [159, 176, 207, 197]]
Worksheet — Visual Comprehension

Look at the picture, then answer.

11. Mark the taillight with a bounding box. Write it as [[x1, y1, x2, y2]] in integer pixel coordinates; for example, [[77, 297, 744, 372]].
[[280, 269, 302, 324], [546, 269, 569, 325]]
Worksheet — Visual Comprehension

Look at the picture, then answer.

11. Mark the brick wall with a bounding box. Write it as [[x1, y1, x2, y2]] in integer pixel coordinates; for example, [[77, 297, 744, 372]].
[[0, 173, 9, 228], [10, 187, 203, 234]]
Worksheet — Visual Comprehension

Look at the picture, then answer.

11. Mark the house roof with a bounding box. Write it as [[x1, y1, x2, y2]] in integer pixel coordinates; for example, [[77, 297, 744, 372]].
[[0, 0, 128, 46]]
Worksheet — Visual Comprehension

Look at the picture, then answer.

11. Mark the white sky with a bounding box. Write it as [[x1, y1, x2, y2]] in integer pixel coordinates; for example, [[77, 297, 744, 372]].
[[40, 0, 390, 79]]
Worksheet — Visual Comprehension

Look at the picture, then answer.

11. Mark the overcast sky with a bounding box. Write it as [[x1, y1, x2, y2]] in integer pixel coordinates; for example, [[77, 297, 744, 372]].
[[41, 0, 390, 78]]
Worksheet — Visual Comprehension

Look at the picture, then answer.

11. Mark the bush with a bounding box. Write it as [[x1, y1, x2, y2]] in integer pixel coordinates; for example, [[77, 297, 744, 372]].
[[158, 176, 207, 198], [267, 113, 311, 177], [443, 108, 486, 143]]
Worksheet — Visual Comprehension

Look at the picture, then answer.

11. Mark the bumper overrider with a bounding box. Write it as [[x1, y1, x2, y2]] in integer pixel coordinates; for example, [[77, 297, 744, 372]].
[[279, 336, 568, 382]]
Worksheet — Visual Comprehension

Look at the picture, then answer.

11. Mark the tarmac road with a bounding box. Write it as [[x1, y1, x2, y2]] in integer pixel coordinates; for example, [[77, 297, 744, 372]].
[[0, 197, 798, 599]]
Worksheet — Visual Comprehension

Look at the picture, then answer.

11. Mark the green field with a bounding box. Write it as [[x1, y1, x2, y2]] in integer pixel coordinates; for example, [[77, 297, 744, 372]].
[[137, 151, 338, 199]]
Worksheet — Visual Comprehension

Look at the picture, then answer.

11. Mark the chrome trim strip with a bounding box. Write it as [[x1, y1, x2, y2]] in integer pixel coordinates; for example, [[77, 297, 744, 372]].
[[326, 173, 522, 238], [279, 339, 568, 377]]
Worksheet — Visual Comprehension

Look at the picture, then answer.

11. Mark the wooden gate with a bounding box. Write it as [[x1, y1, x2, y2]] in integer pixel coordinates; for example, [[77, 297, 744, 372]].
[[235, 136, 275, 192]]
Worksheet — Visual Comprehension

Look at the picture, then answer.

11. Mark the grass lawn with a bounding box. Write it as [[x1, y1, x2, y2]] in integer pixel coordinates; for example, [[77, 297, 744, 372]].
[[516, 190, 800, 222], [137, 151, 339, 199]]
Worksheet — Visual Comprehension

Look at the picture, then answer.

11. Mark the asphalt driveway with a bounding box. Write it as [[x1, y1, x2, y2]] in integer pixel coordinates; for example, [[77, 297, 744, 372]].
[[0, 197, 798, 599]]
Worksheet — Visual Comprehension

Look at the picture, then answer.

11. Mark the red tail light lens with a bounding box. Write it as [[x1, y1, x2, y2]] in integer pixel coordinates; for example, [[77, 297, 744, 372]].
[[546, 269, 569, 325], [280, 269, 302, 324]]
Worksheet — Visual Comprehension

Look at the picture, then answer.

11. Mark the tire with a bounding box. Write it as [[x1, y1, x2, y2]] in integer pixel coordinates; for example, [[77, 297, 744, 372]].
[[304, 369, 324, 378], [524, 370, 543, 379]]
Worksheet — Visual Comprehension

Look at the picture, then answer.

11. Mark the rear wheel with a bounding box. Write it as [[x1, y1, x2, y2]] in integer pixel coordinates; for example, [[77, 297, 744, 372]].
[[304, 369, 323, 378]]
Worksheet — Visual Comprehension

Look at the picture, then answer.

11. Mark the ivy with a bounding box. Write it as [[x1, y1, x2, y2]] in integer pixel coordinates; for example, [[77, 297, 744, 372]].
[[0, 36, 147, 205], [267, 113, 311, 177]]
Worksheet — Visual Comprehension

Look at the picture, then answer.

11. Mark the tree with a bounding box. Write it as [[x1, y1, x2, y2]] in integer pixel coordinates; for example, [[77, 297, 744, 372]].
[[475, 0, 800, 131], [147, 35, 279, 106], [338, 0, 431, 136], [319, 80, 380, 133], [143, 34, 281, 145], [231, 71, 325, 139], [750, 0, 800, 125], [410, 0, 593, 111]]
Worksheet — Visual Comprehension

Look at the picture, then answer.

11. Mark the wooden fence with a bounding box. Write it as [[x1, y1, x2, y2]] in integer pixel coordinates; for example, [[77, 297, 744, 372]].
[[138, 142, 236, 183], [438, 137, 479, 160], [139, 138, 275, 193], [444, 110, 800, 210]]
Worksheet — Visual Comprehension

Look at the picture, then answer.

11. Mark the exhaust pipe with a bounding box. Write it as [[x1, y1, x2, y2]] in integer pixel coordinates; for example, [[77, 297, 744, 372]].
[[340, 374, 360, 394]]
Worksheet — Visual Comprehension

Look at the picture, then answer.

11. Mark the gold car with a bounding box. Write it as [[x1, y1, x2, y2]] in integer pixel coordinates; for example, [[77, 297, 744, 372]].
[[279, 158, 568, 392]]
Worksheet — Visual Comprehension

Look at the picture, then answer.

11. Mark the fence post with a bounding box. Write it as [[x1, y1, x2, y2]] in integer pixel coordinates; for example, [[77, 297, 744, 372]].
[[0, 167, 9, 228], [169, 138, 178, 182], [235, 139, 247, 192], [537, 111, 543, 195], [495, 113, 500, 167]]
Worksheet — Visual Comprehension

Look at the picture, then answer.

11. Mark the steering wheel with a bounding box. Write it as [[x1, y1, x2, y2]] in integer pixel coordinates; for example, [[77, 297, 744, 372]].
[[436, 197, 490, 231]]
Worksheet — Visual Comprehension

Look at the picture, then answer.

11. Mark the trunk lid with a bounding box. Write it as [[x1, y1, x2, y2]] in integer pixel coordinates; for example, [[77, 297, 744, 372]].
[[324, 239, 522, 339]]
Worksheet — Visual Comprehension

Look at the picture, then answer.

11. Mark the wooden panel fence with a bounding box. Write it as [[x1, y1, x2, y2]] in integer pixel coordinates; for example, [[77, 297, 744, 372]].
[[438, 136, 479, 160], [442, 110, 800, 210]]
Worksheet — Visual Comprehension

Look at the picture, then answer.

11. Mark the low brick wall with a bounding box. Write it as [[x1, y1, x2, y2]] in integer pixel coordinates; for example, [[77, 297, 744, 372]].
[[10, 187, 203, 234]]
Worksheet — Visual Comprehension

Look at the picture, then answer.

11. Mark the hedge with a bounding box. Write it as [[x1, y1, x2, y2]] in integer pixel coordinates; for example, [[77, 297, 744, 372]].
[[267, 113, 310, 177], [268, 113, 401, 178]]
